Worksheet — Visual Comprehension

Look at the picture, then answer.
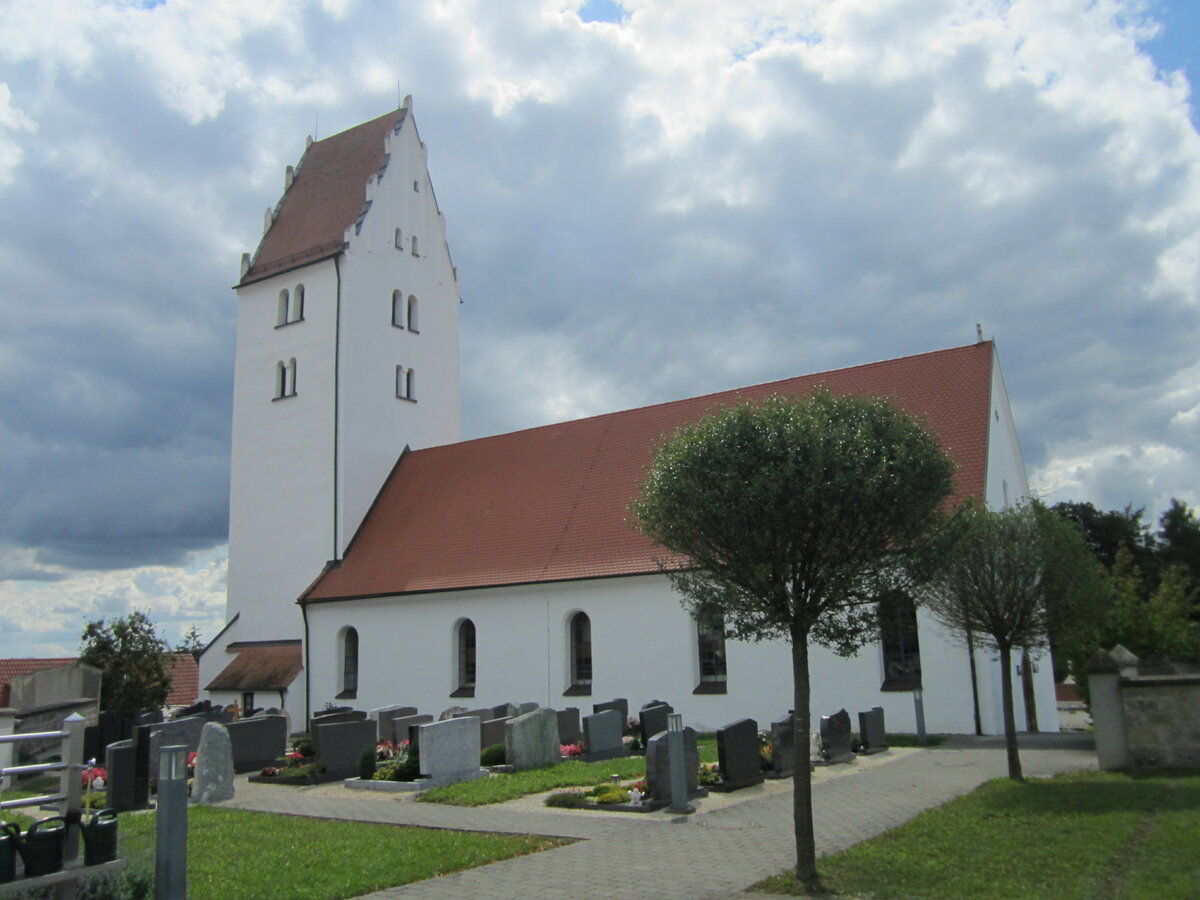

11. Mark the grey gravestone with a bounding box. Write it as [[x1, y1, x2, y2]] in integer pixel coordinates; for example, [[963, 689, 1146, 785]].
[[820, 709, 854, 764], [438, 705, 469, 721], [226, 715, 288, 773], [639, 702, 673, 745], [492, 702, 520, 719], [557, 708, 581, 745], [177, 700, 210, 718], [581, 709, 627, 762], [456, 708, 493, 722], [768, 713, 795, 778], [312, 713, 375, 758], [194, 722, 235, 803], [858, 707, 888, 754], [314, 706, 353, 717], [135, 709, 163, 728], [418, 717, 485, 784], [716, 718, 764, 790], [148, 716, 208, 763], [133, 725, 152, 807], [480, 717, 511, 750], [370, 705, 417, 727], [517, 702, 539, 715], [104, 740, 137, 812], [593, 699, 629, 734], [505, 708, 560, 770], [390, 714, 433, 747], [645, 727, 701, 803], [313, 719, 377, 778]]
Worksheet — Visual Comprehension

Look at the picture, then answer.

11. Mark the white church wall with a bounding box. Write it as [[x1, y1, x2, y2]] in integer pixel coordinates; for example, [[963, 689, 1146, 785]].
[[985, 346, 1031, 510], [306, 573, 998, 734]]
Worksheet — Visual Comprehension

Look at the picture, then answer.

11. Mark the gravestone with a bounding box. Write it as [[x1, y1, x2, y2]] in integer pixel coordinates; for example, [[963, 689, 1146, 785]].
[[505, 708, 560, 770], [438, 705, 469, 721], [389, 713, 433, 747], [148, 715, 208, 762], [517, 702, 539, 715], [480, 717, 511, 750], [768, 713, 795, 778], [858, 707, 888, 754], [645, 727, 701, 803], [557, 707, 581, 745], [370, 705, 417, 729], [314, 706, 353, 718], [581, 709, 627, 762], [86, 710, 133, 764], [716, 718, 764, 790], [176, 700, 210, 719], [194, 722, 235, 803], [132, 724, 152, 808], [417, 717, 485, 784], [593, 699, 629, 734], [104, 740, 137, 812], [820, 709, 854, 764], [312, 713, 374, 758], [225, 715, 288, 773], [639, 702, 673, 745], [491, 702, 520, 720], [313, 719, 377, 778]]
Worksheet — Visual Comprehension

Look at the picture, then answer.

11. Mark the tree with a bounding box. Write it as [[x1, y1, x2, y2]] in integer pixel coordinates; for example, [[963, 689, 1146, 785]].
[[1050, 500, 1157, 583], [1158, 498, 1200, 602], [175, 624, 205, 656], [631, 391, 954, 890], [922, 502, 1098, 780], [79, 610, 172, 712]]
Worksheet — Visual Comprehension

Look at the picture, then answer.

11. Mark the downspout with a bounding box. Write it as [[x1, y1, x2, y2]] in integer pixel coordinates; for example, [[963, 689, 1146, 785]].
[[301, 599, 311, 729], [333, 254, 343, 560]]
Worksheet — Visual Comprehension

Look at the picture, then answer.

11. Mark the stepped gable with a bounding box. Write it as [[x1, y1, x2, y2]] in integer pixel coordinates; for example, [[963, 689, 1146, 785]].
[[241, 107, 407, 284], [302, 342, 995, 603]]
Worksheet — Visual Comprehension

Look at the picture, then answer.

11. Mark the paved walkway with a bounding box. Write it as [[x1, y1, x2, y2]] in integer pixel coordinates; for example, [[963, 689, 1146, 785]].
[[221, 735, 1097, 899]]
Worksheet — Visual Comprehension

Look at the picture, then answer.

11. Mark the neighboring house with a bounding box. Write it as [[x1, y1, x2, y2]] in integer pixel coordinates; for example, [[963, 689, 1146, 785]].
[[200, 102, 1058, 736], [0, 658, 76, 709], [165, 653, 200, 708]]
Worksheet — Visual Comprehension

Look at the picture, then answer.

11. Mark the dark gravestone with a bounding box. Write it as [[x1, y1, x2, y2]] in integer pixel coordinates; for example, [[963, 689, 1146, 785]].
[[492, 703, 520, 720], [134, 709, 163, 728], [480, 717, 511, 750], [645, 727, 702, 803], [557, 708, 581, 745], [311, 712, 372, 758], [858, 707, 888, 754], [176, 700, 210, 719], [371, 706, 417, 740], [314, 706, 353, 718], [390, 714, 433, 747], [768, 713, 795, 778], [639, 702, 673, 745], [456, 708, 493, 722], [820, 709, 854, 764], [592, 699, 629, 735], [104, 740, 137, 812], [581, 709, 628, 762], [715, 718, 764, 790], [226, 715, 289, 773], [132, 725, 152, 807], [148, 716, 208, 762], [438, 706, 469, 721], [313, 719, 378, 778], [83, 725, 104, 764]]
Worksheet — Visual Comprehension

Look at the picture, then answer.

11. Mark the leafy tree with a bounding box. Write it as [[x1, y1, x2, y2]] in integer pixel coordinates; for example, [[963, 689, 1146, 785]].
[[79, 610, 172, 712], [175, 624, 205, 656], [1050, 501, 1157, 581], [1158, 498, 1200, 600], [631, 391, 954, 890], [922, 503, 1098, 780]]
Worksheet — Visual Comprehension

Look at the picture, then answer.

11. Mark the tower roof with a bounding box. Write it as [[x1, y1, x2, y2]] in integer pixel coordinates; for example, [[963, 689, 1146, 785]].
[[301, 342, 997, 603], [240, 108, 407, 285]]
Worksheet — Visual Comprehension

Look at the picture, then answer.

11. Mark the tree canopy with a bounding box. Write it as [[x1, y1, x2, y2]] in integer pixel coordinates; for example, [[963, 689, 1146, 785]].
[[632, 390, 955, 888], [79, 609, 172, 713]]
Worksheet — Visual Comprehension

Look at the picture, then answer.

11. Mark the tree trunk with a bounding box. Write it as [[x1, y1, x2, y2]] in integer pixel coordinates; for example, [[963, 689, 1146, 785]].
[[791, 624, 821, 890], [999, 642, 1023, 781]]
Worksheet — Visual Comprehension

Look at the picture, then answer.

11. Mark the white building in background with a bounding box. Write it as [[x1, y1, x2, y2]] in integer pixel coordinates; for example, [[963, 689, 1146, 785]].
[[202, 102, 1058, 736]]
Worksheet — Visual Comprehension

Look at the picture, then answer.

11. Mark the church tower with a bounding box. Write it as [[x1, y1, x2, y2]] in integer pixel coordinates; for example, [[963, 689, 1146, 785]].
[[201, 100, 460, 715]]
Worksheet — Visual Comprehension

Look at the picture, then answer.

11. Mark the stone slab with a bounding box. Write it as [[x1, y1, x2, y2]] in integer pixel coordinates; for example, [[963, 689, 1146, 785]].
[[582, 709, 628, 762], [418, 717, 486, 783], [505, 707, 560, 770], [716, 717, 764, 790], [194, 722, 235, 803], [313, 719, 378, 778], [225, 715, 288, 773]]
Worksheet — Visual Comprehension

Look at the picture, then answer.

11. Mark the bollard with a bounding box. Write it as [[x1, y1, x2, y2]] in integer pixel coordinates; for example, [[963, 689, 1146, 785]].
[[914, 688, 927, 746], [155, 745, 188, 900], [666, 713, 690, 814]]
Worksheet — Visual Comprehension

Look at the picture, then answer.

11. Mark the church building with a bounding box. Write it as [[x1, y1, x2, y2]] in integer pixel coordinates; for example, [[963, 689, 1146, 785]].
[[199, 101, 1059, 737]]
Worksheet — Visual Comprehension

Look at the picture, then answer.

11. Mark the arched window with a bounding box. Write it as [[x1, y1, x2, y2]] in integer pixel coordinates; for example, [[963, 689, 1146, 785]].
[[339, 627, 359, 699], [411, 235, 419, 257], [569, 612, 592, 693], [274, 361, 287, 399], [292, 284, 304, 322], [879, 590, 922, 691], [395, 365, 415, 401], [406, 368, 415, 401], [394, 227, 403, 249], [277, 289, 289, 326], [286, 358, 297, 396], [392, 290, 405, 328], [453, 619, 476, 697], [407, 295, 419, 333], [695, 618, 727, 694]]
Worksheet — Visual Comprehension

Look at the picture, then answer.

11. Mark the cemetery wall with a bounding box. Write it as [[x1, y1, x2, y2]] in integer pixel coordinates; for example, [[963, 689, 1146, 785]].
[[1121, 675, 1200, 769]]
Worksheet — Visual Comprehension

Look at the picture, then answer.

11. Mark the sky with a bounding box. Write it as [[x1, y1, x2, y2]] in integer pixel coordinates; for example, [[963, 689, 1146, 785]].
[[1, 0, 1199, 659]]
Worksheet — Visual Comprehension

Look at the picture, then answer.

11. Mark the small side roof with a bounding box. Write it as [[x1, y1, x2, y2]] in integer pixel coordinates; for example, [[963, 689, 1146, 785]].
[[205, 642, 303, 692], [303, 342, 997, 603]]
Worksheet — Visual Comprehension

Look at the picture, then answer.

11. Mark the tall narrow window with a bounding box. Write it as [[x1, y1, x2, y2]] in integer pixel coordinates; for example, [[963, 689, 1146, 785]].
[[394, 227, 403, 249], [292, 284, 304, 322], [453, 619, 475, 697], [286, 357, 297, 396], [276, 289, 289, 326], [395, 366, 415, 401], [392, 290, 405, 328], [274, 361, 287, 399], [695, 619, 728, 693], [339, 627, 359, 699], [411, 235, 419, 257], [407, 295, 419, 333], [879, 590, 922, 691], [566, 612, 592, 695]]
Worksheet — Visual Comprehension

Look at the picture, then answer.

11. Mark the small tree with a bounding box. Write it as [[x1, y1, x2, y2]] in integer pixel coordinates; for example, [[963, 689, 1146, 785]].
[[632, 391, 954, 890], [922, 502, 1098, 780], [79, 609, 172, 712], [176, 624, 205, 656]]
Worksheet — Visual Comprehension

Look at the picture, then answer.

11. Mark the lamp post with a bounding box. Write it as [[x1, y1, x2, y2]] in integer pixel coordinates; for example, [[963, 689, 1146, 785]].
[[155, 745, 188, 900], [913, 688, 927, 746], [666, 713, 691, 814]]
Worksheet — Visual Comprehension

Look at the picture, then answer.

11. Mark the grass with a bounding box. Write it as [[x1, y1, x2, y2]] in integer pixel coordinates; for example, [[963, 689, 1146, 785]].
[[755, 770, 1200, 898], [883, 733, 947, 748]]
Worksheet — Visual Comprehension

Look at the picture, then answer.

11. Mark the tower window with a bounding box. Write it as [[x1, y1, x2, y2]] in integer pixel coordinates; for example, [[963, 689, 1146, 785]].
[[338, 627, 358, 699], [407, 295, 419, 333], [395, 365, 415, 401], [452, 619, 475, 697], [292, 284, 304, 322], [276, 289, 289, 326], [394, 228, 403, 249], [879, 590, 922, 691], [274, 358, 297, 399], [568, 612, 592, 694], [694, 618, 728, 694], [392, 290, 405, 328], [411, 236, 419, 257], [276, 285, 304, 327], [413, 179, 420, 192]]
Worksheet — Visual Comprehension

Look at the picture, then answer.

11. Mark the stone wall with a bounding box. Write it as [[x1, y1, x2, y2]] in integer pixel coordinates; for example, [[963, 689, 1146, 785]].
[[1121, 676, 1200, 769]]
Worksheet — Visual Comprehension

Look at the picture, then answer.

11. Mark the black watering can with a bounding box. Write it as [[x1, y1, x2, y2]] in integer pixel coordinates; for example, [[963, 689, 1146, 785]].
[[80, 808, 119, 865], [0, 822, 16, 883], [10, 816, 67, 877]]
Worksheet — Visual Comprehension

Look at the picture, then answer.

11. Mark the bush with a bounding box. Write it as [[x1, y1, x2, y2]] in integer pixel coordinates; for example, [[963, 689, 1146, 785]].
[[480, 744, 506, 766], [79, 865, 154, 900], [358, 746, 377, 780], [544, 791, 589, 809], [591, 787, 628, 805], [292, 737, 314, 758]]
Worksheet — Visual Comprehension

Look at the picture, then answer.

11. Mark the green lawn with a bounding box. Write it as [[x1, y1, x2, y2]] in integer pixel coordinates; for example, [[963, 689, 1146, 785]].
[[755, 770, 1200, 898]]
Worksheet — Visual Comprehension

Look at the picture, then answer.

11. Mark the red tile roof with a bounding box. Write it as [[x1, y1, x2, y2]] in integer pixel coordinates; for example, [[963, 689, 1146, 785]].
[[165, 653, 200, 706], [0, 658, 75, 707], [240, 108, 407, 285], [303, 342, 996, 603], [205, 642, 303, 692]]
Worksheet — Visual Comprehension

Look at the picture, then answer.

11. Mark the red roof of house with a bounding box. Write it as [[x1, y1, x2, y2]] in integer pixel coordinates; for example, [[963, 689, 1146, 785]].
[[165, 653, 200, 706], [240, 108, 407, 285], [302, 342, 997, 603], [205, 642, 303, 692], [0, 658, 75, 707], [1055, 682, 1084, 703]]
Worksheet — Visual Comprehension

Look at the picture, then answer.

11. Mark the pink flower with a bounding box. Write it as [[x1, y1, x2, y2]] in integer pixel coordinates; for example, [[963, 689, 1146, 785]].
[[560, 743, 583, 758]]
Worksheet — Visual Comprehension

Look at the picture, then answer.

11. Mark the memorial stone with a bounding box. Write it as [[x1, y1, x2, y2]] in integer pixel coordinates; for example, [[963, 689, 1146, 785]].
[[312, 712, 373, 758], [370, 706, 417, 734], [517, 702, 539, 715], [457, 708, 494, 721], [176, 700, 210, 719], [645, 727, 701, 803], [639, 702, 673, 745], [820, 709, 854, 763], [313, 719, 378, 778], [438, 705, 469, 721], [505, 708, 560, 770], [581, 709, 627, 762], [556, 707, 581, 745], [480, 717, 510, 750], [132, 725, 152, 807], [858, 707, 888, 754], [716, 718, 764, 790], [417, 717, 485, 784], [491, 703, 520, 720], [390, 714, 433, 747], [104, 740, 137, 812], [592, 699, 630, 734], [194, 722, 235, 804], [314, 706, 353, 718], [768, 714, 795, 778], [134, 709, 163, 728], [225, 715, 288, 773], [148, 715, 208, 762]]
